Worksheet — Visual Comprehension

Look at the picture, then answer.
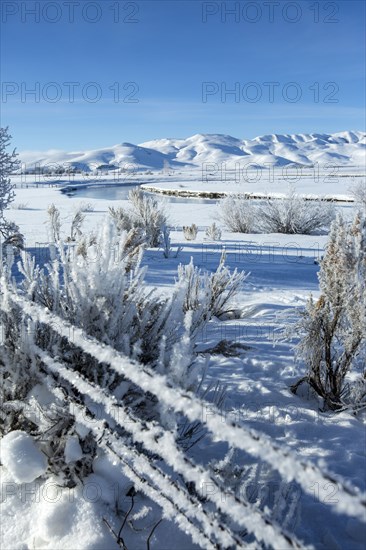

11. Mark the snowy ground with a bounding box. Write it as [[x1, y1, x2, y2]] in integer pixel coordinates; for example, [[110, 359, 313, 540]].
[[1, 176, 365, 549]]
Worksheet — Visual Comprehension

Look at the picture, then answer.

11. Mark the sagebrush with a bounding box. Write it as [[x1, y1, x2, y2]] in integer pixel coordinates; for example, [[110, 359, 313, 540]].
[[0, 218, 245, 470], [291, 213, 366, 410], [109, 188, 167, 246], [219, 189, 335, 235]]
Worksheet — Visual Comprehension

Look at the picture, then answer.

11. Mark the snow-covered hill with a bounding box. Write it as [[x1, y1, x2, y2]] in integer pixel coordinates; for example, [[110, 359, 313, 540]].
[[19, 131, 365, 172]]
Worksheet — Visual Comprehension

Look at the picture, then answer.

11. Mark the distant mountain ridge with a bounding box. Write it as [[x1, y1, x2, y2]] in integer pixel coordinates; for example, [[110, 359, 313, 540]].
[[19, 131, 365, 172]]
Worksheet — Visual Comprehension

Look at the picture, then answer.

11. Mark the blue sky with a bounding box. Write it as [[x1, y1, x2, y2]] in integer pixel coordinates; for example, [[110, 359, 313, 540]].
[[1, 0, 365, 150]]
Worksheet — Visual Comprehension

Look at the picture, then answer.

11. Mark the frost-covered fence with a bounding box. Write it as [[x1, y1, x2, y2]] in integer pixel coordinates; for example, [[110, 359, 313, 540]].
[[1, 284, 365, 549]]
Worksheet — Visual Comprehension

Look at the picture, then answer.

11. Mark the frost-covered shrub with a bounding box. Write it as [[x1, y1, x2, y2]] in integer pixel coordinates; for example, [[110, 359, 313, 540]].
[[183, 224, 198, 241], [350, 180, 366, 210], [343, 375, 366, 411], [68, 208, 85, 242], [18, 224, 169, 374], [47, 204, 86, 243], [0, 309, 39, 435], [0, 127, 19, 239], [47, 203, 61, 242], [256, 189, 335, 234], [1, 229, 24, 254], [78, 201, 94, 213], [0, 128, 23, 252], [109, 188, 167, 247], [129, 188, 167, 246], [219, 195, 255, 233], [10, 202, 29, 210], [0, 220, 245, 445], [160, 225, 182, 258], [291, 213, 366, 410], [161, 224, 172, 258], [109, 205, 135, 232], [177, 251, 247, 335], [205, 222, 221, 241]]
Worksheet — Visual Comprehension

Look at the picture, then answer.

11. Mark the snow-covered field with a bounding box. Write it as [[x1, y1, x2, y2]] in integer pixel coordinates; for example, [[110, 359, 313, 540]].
[[1, 170, 366, 550]]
